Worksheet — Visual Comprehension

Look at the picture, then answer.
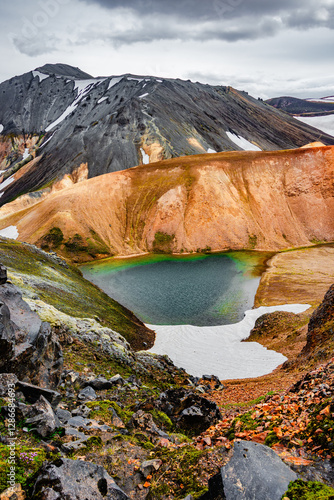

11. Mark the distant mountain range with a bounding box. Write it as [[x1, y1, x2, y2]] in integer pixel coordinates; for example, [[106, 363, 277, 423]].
[[265, 95, 334, 116], [1, 63, 334, 206]]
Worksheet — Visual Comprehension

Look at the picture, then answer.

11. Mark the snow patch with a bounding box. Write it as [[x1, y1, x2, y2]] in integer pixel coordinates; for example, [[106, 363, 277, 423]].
[[0, 175, 15, 191], [226, 131, 261, 151], [32, 70, 49, 82], [40, 131, 56, 148], [139, 93, 149, 99], [97, 96, 109, 104], [148, 303, 310, 380], [295, 115, 334, 137], [207, 148, 217, 153], [156, 79, 163, 83], [0, 124, 3, 133], [128, 77, 144, 83], [0, 225, 19, 240], [107, 77, 123, 90], [45, 79, 104, 132], [22, 148, 30, 160], [140, 148, 150, 164]]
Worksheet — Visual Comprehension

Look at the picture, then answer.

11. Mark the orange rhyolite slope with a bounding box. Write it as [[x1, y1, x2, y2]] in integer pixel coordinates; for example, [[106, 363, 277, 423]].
[[1, 144, 334, 259]]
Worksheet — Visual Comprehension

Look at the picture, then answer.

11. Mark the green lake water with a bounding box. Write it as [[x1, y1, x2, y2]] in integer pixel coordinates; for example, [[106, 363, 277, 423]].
[[80, 252, 270, 326]]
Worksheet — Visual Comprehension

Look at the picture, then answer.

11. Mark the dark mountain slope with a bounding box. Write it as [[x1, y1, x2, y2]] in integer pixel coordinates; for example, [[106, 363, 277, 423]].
[[1, 64, 334, 205]]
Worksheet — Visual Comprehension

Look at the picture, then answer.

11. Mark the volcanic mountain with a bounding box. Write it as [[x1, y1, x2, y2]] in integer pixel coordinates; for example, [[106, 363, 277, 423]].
[[1, 143, 334, 260], [1, 63, 334, 206]]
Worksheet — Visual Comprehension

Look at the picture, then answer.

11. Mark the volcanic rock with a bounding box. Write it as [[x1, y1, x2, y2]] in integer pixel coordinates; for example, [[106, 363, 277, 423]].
[[30, 457, 130, 499]]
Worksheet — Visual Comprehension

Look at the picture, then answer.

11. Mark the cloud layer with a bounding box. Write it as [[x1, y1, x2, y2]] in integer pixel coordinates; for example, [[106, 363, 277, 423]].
[[0, 0, 333, 98]]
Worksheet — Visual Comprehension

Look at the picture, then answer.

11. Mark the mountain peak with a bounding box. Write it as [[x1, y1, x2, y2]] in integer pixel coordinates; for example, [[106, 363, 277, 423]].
[[36, 63, 93, 80]]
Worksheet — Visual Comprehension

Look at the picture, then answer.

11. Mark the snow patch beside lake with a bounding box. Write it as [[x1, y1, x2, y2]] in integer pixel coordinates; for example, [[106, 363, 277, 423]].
[[0, 226, 19, 239], [226, 131, 261, 151], [148, 303, 310, 380], [295, 114, 334, 137]]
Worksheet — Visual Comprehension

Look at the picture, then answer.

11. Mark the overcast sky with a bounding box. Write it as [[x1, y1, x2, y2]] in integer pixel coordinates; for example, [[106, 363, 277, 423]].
[[0, 0, 333, 99]]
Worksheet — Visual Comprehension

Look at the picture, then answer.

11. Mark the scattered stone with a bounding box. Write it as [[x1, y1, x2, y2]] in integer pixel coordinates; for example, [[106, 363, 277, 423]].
[[84, 376, 113, 390], [78, 385, 97, 401], [30, 457, 130, 499], [61, 438, 90, 453], [16, 381, 61, 407], [140, 459, 162, 477], [21, 395, 61, 438], [56, 408, 72, 424], [71, 404, 91, 417], [109, 374, 125, 386], [156, 388, 222, 434], [0, 483, 26, 500], [128, 410, 169, 439]]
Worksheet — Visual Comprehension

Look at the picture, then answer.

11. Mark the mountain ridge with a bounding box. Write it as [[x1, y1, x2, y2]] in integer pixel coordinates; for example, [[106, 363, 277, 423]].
[[1, 64, 334, 206]]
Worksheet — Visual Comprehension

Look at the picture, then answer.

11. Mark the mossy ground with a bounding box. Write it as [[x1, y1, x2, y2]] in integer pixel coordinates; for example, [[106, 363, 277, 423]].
[[282, 479, 334, 499], [0, 238, 154, 350]]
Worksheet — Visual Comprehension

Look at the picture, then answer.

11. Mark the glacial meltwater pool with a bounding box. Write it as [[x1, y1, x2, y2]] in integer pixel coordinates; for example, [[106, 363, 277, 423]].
[[81, 252, 310, 379], [81, 252, 269, 326]]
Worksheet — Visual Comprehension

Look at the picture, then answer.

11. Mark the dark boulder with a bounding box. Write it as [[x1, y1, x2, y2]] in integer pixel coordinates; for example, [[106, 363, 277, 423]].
[[0, 264, 7, 285], [0, 302, 15, 370], [78, 385, 97, 401], [84, 376, 114, 390], [200, 440, 298, 500], [0, 283, 63, 390], [16, 381, 61, 408], [20, 395, 61, 438], [12, 322, 63, 390], [30, 457, 130, 499], [156, 388, 222, 435]]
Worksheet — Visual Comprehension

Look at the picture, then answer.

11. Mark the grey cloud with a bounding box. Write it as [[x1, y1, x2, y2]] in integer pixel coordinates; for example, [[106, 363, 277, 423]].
[[75, 0, 334, 48], [11, 32, 60, 56], [81, 0, 334, 26]]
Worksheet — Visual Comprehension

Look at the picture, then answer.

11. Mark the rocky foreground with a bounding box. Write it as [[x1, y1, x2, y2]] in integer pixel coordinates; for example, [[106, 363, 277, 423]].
[[0, 241, 334, 499]]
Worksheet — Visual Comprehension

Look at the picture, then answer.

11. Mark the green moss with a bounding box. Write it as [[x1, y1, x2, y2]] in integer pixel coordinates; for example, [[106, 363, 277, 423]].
[[226, 410, 258, 440], [150, 409, 175, 432], [248, 234, 258, 249], [86, 401, 134, 425], [0, 444, 47, 493], [153, 232, 175, 254], [282, 479, 334, 499], [40, 227, 64, 250], [148, 446, 207, 500], [264, 431, 280, 447]]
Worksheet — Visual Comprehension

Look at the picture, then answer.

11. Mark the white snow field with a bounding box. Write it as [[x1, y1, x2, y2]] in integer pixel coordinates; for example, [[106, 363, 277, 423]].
[[148, 304, 310, 380], [295, 114, 334, 137], [226, 131, 262, 151], [0, 226, 19, 239]]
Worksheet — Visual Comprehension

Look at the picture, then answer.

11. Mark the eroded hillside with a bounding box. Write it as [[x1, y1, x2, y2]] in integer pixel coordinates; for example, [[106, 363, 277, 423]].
[[1, 144, 334, 260]]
